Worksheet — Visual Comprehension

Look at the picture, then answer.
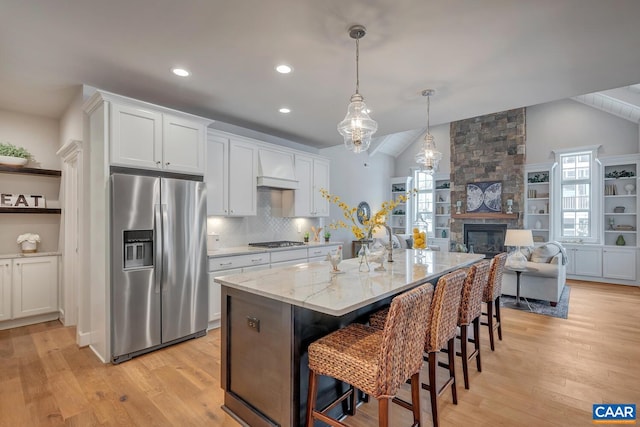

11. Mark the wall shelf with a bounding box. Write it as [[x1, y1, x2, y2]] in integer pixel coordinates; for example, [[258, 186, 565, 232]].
[[451, 213, 518, 219], [0, 165, 61, 176], [0, 208, 61, 214]]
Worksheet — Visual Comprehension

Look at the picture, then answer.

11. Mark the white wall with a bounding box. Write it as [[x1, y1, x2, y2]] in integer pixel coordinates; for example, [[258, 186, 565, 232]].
[[526, 99, 639, 162], [319, 145, 396, 258], [0, 109, 60, 254], [59, 87, 84, 148], [394, 124, 451, 177]]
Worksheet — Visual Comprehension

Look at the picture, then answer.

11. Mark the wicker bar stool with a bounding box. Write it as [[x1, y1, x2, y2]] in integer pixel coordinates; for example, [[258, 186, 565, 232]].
[[481, 253, 507, 351], [306, 283, 434, 427], [456, 260, 491, 389], [420, 269, 467, 427]]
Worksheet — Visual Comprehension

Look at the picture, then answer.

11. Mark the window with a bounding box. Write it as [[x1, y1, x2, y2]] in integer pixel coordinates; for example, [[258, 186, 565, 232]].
[[413, 170, 434, 236], [554, 147, 600, 242]]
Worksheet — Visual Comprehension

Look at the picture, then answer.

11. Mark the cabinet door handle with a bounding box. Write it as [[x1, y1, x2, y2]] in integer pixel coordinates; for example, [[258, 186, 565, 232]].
[[166, 162, 171, 166], [219, 262, 233, 267], [156, 161, 161, 166]]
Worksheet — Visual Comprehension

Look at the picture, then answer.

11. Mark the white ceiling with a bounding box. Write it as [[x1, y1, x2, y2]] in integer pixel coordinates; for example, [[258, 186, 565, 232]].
[[1, 0, 640, 151]]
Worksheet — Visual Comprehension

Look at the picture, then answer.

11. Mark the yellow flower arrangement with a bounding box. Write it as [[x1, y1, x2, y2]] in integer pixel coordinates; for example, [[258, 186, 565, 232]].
[[320, 188, 416, 240]]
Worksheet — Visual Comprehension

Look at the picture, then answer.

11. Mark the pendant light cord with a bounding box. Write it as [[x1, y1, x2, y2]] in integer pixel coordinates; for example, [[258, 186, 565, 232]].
[[355, 37, 360, 95], [427, 93, 430, 133]]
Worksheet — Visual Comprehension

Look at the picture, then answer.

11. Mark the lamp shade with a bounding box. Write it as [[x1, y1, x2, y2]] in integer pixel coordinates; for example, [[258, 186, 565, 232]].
[[504, 229, 534, 248]]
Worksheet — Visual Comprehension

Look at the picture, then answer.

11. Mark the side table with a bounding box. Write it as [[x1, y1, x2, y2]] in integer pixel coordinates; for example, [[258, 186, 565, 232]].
[[504, 266, 538, 310]]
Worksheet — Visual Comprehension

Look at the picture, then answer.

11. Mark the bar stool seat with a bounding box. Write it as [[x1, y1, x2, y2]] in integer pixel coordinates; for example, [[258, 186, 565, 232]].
[[306, 283, 434, 427]]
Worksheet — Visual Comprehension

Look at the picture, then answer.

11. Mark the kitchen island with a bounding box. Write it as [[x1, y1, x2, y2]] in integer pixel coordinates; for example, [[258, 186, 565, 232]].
[[215, 249, 484, 427]]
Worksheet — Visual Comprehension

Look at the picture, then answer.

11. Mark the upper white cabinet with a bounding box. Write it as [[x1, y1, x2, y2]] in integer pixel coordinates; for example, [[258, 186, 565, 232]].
[[89, 90, 211, 175], [206, 131, 257, 216], [283, 155, 330, 217]]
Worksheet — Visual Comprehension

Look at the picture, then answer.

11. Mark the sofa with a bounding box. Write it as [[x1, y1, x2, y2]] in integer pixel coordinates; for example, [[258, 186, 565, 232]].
[[501, 241, 567, 306]]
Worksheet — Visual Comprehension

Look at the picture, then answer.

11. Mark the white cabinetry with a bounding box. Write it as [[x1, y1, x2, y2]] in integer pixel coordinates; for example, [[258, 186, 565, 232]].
[[602, 158, 638, 247], [206, 131, 257, 216], [434, 175, 450, 240], [565, 245, 602, 277], [105, 92, 210, 175], [12, 256, 59, 319], [602, 247, 637, 281], [308, 245, 341, 262], [525, 164, 554, 244], [0, 261, 10, 321], [390, 177, 410, 234], [282, 155, 330, 217], [0, 255, 60, 329]]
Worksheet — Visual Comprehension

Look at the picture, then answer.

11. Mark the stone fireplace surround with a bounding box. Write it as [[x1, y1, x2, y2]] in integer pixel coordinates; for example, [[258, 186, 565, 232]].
[[449, 108, 526, 248]]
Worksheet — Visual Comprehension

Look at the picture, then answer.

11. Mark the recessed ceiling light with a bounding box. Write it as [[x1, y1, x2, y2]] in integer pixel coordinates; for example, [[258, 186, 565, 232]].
[[172, 68, 190, 77], [279, 107, 291, 114], [275, 64, 292, 74]]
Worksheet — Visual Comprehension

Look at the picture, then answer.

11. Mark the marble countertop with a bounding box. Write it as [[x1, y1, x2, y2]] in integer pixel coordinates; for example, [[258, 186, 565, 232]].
[[215, 249, 484, 316], [207, 241, 343, 258], [0, 251, 62, 260]]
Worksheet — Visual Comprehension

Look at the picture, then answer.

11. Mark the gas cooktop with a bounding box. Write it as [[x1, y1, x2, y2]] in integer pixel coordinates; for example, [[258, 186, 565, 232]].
[[248, 241, 306, 248]]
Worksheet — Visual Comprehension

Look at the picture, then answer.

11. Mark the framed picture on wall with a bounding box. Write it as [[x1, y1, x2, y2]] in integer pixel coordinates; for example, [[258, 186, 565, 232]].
[[466, 181, 502, 213]]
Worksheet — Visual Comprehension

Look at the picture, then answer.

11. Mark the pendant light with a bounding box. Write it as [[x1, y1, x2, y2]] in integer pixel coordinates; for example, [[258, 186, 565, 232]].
[[415, 89, 443, 174], [337, 25, 378, 153]]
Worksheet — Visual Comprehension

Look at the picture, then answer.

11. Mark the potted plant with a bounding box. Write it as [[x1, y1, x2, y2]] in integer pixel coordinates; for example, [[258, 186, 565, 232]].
[[0, 142, 31, 167], [324, 231, 331, 242], [303, 232, 310, 243], [17, 233, 40, 253]]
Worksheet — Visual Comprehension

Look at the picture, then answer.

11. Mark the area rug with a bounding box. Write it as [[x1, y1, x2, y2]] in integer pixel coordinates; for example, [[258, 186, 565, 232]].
[[500, 285, 571, 319]]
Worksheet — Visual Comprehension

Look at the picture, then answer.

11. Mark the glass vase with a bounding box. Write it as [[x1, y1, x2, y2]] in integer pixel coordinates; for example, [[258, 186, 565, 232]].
[[358, 241, 371, 272]]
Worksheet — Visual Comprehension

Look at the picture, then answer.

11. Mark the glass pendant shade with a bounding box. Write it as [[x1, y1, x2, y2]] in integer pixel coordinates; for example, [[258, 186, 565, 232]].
[[338, 93, 378, 153], [415, 133, 442, 174]]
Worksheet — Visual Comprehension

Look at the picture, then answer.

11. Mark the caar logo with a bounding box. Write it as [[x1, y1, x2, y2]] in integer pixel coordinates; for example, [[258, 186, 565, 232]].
[[593, 404, 636, 424]]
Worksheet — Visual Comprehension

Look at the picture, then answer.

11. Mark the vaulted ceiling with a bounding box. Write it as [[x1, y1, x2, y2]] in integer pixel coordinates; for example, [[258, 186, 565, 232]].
[[1, 1, 639, 152]]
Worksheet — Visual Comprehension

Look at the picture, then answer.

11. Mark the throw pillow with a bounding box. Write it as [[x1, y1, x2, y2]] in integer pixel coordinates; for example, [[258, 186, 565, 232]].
[[406, 237, 413, 249], [391, 234, 402, 249], [531, 244, 560, 263]]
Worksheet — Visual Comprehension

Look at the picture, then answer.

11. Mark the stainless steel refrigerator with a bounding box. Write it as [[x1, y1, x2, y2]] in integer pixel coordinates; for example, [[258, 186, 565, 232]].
[[110, 173, 208, 363]]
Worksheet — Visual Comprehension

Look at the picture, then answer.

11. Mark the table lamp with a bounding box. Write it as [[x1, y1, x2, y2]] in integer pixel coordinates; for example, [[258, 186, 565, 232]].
[[504, 229, 534, 269]]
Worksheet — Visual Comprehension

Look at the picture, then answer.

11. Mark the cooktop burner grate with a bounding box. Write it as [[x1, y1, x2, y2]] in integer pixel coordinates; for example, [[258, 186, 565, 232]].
[[248, 240, 306, 248]]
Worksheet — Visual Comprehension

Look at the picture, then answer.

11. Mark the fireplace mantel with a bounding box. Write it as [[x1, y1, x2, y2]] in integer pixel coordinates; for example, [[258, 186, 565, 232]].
[[452, 213, 519, 220]]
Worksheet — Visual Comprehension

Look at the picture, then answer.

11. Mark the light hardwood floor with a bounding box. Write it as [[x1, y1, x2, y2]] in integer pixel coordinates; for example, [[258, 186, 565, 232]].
[[1, 280, 639, 426]]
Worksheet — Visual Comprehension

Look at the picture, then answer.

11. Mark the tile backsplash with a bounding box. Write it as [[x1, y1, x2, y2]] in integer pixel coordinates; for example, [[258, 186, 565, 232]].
[[207, 188, 321, 247]]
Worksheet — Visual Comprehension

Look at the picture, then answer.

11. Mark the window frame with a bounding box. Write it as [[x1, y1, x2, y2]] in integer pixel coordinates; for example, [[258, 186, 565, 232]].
[[412, 169, 435, 237], [552, 145, 601, 244]]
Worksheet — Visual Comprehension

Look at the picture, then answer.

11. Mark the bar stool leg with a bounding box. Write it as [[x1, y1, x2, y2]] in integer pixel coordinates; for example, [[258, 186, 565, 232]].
[[378, 398, 389, 427], [306, 370, 318, 427], [473, 317, 482, 372], [460, 325, 470, 390], [428, 354, 439, 427], [487, 301, 496, 351], [447, 338, 458, 404], [495, 296, 503, 341]]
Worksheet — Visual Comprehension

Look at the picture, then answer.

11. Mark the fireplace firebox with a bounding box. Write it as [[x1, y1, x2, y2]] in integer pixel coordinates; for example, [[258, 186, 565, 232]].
[[463, 224, 507, 258]]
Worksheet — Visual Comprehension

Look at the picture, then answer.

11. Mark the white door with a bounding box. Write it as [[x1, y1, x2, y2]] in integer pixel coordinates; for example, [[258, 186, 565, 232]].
[[228, 139, 257, 216], [12, 256, 58, 319], [110, 102, 162, 169], [206, 134, 229, 215], [312, 159, 330, 217], [0, 261, 11, 321], [163, 114, 206, 174], [603, 248, 637, 281]]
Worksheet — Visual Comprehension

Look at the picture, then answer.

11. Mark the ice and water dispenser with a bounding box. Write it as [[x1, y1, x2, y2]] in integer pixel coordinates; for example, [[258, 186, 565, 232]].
[[123, 230, 153, 269]]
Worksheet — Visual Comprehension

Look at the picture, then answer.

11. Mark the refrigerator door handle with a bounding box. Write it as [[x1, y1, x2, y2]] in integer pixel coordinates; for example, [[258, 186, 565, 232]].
[[154, 204, 162, 294], [161, 204, 169, 294]]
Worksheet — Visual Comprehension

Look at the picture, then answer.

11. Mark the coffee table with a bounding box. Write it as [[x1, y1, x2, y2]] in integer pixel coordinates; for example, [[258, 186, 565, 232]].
[[504, 266, 538, 310]]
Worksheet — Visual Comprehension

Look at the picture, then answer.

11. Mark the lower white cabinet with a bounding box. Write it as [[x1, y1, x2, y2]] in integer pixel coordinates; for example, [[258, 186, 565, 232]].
[[602, 247, 637, 281], [308, 245, 341, 262], [209, 268, 240, 325], [0, 255, 59, 327], [0, 260, 11, 321], [565, 245, 602, 277]]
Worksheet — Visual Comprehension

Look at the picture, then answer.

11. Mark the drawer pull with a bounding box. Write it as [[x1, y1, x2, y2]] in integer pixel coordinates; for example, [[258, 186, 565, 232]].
[[251, 259, 263, 263], [219, 262, 233, 267]]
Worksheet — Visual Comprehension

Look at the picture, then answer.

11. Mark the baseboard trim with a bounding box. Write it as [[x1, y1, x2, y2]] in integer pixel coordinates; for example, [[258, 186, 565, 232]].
[[77, 330, 91, 347]]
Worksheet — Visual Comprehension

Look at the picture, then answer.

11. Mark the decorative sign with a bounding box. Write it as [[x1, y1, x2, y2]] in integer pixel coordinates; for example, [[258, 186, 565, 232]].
[[0, 193, 46, 208]]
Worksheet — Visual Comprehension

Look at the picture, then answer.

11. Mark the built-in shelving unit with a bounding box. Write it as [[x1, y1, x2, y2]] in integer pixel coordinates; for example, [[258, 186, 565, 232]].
[[603, 162, 637, 247], [434, 177, 450, 238], [0, 166, 62, 214], [525, 165, 553, 244], [390, 177, 411, 234]]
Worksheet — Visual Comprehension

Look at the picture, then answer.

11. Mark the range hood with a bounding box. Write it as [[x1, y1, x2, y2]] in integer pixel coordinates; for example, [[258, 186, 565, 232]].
[[257, 149, 299, 190]]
